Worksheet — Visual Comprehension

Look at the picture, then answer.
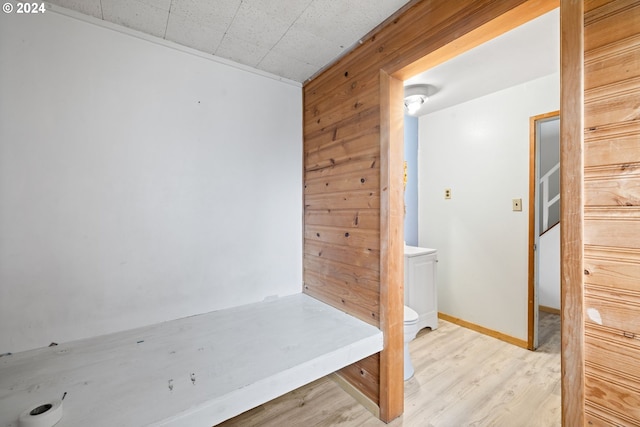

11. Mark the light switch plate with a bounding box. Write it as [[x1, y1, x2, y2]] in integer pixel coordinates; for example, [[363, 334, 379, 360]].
[[512, 198, 522, 211], [445, 188, 452, 199]]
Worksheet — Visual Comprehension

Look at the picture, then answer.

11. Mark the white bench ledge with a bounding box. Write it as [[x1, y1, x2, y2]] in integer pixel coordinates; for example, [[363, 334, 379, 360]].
[[0, 293, 383, 426]]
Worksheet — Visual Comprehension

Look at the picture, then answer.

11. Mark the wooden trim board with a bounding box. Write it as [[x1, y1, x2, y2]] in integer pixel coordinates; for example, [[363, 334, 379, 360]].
[[540, 305, 561, 315], [439, 313, 529, 349], [528, 113, 538, 350]]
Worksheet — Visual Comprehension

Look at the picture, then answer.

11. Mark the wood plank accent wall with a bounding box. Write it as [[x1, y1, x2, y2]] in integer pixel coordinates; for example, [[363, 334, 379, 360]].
[[303, 0, 557, 421], [583, 1, 640, 425]]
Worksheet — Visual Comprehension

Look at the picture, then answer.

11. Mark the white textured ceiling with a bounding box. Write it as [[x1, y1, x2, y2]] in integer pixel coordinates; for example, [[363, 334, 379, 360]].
[[405, 8, 559, 115], [47, 0, 411, 83]]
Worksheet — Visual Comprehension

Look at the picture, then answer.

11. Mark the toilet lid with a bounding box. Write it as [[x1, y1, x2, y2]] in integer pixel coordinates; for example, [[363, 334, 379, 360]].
[[404, 305, 419, 323]]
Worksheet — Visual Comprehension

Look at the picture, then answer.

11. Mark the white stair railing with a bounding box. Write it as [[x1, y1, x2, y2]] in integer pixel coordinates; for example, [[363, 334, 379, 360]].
[[540, 162, 560, 232]]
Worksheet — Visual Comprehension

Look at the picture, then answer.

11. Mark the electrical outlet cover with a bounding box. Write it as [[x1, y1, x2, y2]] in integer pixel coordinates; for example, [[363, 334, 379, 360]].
[[512, 198, 522, 211]]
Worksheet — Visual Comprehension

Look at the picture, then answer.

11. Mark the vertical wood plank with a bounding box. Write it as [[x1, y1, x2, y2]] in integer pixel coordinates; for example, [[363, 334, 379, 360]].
[[528, 115, 538, 351], [378, 70, 404, 423], [560, 0, 585, 425]]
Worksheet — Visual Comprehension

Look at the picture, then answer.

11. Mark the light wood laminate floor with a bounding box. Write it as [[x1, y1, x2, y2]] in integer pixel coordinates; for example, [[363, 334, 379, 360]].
[[219, 312, 561, 427]]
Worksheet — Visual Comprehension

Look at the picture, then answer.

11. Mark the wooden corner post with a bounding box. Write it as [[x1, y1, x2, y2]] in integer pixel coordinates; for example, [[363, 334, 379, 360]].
[[560, 0, 585, 425], [379, 69, 405, 423]]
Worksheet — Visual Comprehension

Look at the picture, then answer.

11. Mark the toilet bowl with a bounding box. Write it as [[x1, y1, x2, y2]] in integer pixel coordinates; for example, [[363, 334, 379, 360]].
[[404, 305, 419, 380]]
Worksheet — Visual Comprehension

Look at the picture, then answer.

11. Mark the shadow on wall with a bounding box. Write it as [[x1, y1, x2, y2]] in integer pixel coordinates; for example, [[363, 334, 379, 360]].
[[404, 114, 419, 246]]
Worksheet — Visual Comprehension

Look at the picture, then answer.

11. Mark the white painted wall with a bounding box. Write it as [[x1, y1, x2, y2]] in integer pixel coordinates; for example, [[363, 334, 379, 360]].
[[418, 74, 559, 341], [0, 10, 302, 353], [539, 224, 561, 310]]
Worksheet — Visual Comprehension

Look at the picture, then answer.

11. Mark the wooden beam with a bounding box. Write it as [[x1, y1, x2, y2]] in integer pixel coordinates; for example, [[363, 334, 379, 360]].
[[378, 70, 404, 423], [392, 0, 559, 80], [560, 0, 585, 425]]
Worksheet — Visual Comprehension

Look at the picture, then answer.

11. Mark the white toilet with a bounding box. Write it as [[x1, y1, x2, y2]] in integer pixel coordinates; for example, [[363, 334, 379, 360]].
[[403, 305, 419, 380]]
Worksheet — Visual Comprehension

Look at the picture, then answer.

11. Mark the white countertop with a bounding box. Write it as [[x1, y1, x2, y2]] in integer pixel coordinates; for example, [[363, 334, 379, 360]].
[[404, 245, 437, 257]]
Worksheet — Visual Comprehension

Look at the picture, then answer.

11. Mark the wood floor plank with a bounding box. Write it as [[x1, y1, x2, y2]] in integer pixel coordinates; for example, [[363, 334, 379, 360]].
[[218, 312, 561, 427]]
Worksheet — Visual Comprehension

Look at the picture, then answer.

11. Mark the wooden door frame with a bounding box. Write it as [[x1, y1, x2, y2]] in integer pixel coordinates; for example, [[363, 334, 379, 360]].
[[528, 110, 561, 351], [380, 0, 584, 424], [559, 1, 584, 425], [378, 70, 406, 422]]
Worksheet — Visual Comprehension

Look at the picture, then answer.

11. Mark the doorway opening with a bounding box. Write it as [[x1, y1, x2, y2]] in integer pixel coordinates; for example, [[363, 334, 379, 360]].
[[529, 111, 561, 350], [398, 9, 559, 351], [378, 1, 584, 423]]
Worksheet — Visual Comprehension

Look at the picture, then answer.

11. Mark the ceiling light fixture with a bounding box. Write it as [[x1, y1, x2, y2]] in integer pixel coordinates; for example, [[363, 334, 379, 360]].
[[404, 84, 437, 116], [404, 94, 426, 115]]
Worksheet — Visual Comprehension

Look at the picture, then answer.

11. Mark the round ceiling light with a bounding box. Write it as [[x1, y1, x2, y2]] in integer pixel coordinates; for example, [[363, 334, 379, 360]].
[[404, 84, 437, 116]]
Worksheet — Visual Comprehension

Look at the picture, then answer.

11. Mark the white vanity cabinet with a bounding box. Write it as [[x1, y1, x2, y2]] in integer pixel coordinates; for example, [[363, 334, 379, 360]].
[[404, 246, 438, 331]]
